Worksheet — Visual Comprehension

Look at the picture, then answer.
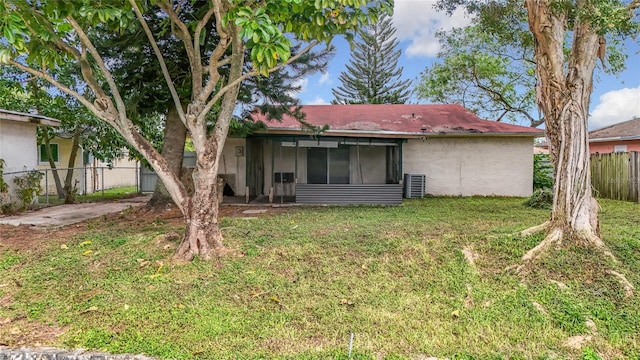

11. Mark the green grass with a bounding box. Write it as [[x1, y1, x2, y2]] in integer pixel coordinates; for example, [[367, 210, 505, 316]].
[[1, 197, 639, 359], [38, 186, 140, 206]]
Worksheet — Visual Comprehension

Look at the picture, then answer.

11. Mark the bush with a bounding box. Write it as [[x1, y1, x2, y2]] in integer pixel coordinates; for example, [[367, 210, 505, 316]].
[[525, 188, 553, 209], [13, 170, 44, 210], [533, 153, 553, 190]]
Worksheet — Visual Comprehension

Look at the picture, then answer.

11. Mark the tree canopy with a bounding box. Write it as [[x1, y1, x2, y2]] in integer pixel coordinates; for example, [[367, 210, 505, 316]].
[[0, 0, 392, 260], [421, 0, 631, 127]]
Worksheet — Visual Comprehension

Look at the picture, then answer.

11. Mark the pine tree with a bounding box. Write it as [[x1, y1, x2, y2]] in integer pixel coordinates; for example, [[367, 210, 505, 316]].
[[332, 13, 412, 104]]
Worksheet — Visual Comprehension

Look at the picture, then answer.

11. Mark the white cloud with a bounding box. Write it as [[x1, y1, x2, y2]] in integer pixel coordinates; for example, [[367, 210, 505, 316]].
[[293, 78, 309, 92], [307, 96, 329, 105], [393, 0, 472, 57], [590, 87, 640, 129], [319, 72, 331, 85]]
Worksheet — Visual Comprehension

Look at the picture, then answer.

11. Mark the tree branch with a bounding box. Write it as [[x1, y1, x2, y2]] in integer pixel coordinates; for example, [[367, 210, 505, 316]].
[[66, 16, 127, 121], [471, 68, 540, 126], [128, 0, 188, 127], [157, 0, 201, 96], [200, 41, 319, 121], [8, 60, 103, 121], [195, 4, 217, 57]]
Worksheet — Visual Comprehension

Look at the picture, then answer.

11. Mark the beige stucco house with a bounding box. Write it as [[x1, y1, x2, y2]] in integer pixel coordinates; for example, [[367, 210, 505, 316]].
[[0, 109, 60, 202], [36, 136, 139, 195], [201, 104, 543, 205]]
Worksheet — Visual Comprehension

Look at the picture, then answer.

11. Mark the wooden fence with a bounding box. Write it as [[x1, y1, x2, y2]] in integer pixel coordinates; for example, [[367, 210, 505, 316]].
[[591, 152, 640, 202]]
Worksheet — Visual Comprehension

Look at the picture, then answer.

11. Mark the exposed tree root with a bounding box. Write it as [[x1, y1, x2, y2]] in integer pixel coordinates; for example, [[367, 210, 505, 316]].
[[521, 227, 563, 263], [520, 221, 551, 237], [461, 246, 478, 270], [584, 232, 617, 263], [514, 223, 635, 297], [607, 270, 635, 298]]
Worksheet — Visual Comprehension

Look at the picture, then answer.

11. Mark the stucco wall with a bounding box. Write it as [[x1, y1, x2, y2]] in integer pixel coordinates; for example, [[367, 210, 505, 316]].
[[402, 137, 534, 197], [0, 120, 38, 202], [219, 137, 247, 196], [589, 140, 640, 154]]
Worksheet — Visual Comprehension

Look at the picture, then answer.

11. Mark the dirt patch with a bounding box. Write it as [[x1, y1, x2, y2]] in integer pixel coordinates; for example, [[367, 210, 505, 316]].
[[0, 204, 290, 253], [0, 319, 68, 347]]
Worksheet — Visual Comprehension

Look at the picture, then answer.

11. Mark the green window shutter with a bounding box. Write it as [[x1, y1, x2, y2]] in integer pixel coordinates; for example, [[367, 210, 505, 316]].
[[39, 144, 59, 163]]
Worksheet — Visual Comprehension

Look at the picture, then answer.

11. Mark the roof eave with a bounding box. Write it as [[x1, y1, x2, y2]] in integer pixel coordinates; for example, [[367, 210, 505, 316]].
[[0, 109, 61, 127], [257, 127, 543, 138], [589, 135, 640, 143]]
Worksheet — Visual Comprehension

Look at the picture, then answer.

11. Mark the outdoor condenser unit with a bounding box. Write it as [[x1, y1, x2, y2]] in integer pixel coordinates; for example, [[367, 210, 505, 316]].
[[404, 173, 426, 198]]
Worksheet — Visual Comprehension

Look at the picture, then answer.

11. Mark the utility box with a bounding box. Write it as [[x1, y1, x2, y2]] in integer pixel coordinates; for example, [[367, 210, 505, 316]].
[[404, 173, 426, 198]]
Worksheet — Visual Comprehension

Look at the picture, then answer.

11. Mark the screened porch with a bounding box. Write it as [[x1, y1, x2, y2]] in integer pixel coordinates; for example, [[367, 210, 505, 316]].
[[245, 136, 404, 205]]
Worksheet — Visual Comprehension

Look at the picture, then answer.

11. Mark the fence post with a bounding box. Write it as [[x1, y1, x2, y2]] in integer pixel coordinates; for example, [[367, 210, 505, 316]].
[[135, 161, 139, 194], [45, 168, 49, 205], [101, 167, 105, 199]]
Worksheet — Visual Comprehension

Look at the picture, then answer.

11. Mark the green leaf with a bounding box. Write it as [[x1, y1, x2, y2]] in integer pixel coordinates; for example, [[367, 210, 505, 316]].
[[4, 27, 15, 44]]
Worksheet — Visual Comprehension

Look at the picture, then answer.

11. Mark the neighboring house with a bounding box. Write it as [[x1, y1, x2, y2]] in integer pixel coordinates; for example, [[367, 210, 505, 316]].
[[144, 104, 543, 204], [0, 109, 60, 202], [37, 136, 139, 195], [589, 117, 640, 154]]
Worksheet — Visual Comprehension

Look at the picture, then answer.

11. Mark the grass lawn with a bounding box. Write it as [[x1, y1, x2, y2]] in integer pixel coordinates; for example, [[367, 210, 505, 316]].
[[0, 197, 639, 359], [37, 186, 140, 207]]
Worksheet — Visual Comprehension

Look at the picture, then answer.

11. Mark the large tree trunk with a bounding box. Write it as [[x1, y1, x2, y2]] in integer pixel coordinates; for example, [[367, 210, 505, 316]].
[[175, 147, 224, 261], [522, 0, 605, 261], [148, 104, 188, 209], [172, 28, 245, 261]]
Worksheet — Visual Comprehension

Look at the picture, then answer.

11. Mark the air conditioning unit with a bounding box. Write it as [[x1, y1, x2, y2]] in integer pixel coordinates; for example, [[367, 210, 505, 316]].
[[404, 174, 426, 198]]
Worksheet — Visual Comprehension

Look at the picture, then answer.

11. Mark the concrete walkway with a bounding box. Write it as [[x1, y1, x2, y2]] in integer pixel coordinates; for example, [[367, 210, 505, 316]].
[[0, 346, 155, 359], [0, 196, 149, 228]]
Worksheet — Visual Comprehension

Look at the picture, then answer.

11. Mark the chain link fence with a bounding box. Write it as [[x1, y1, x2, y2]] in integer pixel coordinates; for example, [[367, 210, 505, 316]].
[[3, 165, 140, 205]]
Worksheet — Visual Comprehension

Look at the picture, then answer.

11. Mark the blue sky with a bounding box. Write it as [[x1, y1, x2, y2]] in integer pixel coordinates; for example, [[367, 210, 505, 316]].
[[294, 0, 640, 130]]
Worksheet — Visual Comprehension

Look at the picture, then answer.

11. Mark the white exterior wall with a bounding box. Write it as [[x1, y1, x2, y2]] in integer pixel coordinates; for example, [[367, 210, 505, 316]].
[[84, 156, 139, 194], [0, 120, 38, 202], [219, 138, 247, 196], [403, 137, 534, 197]]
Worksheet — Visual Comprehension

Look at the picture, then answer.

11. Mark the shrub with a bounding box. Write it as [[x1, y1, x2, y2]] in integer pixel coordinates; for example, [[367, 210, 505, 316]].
[[533, 153, 553, 190], [13, 170, 44, 210], [525, 188, 553, 209]]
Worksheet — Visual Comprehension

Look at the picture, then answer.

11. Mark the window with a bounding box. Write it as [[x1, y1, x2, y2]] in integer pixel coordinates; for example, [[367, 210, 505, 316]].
[[307, 146, 350, 184], [613, 144, 627, 153], [39, 143, 59, 163]]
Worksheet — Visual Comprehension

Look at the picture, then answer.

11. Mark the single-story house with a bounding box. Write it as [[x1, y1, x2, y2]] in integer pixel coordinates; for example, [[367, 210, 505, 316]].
[[0, 109, 60, 202], [37, 136, 139, 195], [209, 104, 543, 205], [589, 117, 640, 154]]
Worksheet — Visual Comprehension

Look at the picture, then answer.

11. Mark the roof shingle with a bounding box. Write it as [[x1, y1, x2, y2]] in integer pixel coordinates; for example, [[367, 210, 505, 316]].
[[590, 117, 640, 140], [253, 104, 542, 137]]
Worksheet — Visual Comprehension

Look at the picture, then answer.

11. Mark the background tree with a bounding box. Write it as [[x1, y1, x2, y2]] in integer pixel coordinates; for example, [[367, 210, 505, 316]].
[[332, 12, 411, 104], [0, 0, 390, 261], [437, 0, 640, 272], [416, 24, 542, 127]]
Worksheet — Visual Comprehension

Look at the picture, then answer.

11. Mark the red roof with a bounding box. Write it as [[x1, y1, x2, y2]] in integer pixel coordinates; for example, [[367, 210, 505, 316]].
[[253, 104, 543, 137]]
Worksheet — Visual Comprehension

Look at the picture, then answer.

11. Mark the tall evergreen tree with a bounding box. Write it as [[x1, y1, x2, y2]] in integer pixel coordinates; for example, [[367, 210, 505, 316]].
[[332, 13, 411, 104]]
